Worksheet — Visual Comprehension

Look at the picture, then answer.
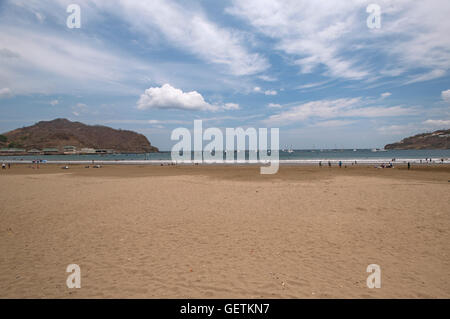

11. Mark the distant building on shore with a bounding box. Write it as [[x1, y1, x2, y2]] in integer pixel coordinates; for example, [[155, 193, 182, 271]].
[[95, 149, 114, 154], [27, 149, 42, 154], [80, 148, 96, 154], [0, 145, 119, 155], [42, 148, 59, 154], [63, 145, 77, 154], [0, 147, 26, 154]]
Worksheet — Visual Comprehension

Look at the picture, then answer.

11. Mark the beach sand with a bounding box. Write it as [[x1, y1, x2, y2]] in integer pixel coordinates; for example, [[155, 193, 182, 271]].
[[0, 164, 449, 298]]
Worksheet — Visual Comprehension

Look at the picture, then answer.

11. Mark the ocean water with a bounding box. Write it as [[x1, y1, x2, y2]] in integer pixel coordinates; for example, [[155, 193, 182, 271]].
[[1, 149, 449, 164]]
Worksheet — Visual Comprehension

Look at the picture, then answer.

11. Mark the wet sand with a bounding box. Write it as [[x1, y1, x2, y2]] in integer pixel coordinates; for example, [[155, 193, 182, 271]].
[[0, 164, 449, 298]]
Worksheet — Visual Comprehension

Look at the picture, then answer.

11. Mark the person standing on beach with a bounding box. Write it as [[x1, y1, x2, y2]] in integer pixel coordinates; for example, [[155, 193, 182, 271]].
[[319, 161, 322, 167], [328, 161, 331, 167], [408, 162, 411, 170], [1, 163, 5, 169], [8, 163, 10, 169], [339, 161, 342, 168]]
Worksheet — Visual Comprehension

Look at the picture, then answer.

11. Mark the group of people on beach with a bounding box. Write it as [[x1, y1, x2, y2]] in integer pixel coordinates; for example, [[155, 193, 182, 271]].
[[1, 163, 11, 169], [419, 158, 446, 164], [316, 158, 448, 170], [318, 160, 358, 167], [31, 159, 42, 169]]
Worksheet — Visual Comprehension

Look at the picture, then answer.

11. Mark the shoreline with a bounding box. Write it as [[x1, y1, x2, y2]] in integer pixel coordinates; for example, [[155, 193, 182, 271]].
[[1, 158, 450, 165]]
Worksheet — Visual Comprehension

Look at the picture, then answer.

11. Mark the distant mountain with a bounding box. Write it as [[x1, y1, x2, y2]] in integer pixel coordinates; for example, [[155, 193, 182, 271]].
[[385, 129, 450, 150], [0, 118, 159, 153]]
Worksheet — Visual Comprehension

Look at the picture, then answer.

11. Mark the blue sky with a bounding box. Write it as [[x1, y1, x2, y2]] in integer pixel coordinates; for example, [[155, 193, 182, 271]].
[[0, 0, 449, 150]]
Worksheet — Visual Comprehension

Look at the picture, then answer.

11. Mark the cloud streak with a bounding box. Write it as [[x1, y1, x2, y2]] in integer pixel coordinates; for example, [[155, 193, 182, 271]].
[[227, 0, 450, 83], [442, 89, 450, 103], [0, 88, 12, 98], [108, 0, 269, 76], [264, 97, 417, 125]]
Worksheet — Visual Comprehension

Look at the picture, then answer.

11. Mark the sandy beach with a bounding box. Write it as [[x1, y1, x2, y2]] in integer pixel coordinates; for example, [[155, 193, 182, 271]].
[[0, 164, 449, 298]]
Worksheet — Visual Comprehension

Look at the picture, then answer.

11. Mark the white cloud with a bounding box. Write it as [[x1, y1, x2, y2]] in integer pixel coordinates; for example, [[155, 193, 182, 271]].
[[313, 120, 355, 127], [377, 119, 450, 136], [0, 48, 20, 59], [264, 90, 277, 96], [441, 89, 450, 103], [199, 114, 263, 123], [50, 99, 59, 106], [227, 0, 369, 80], [0, 87, 12, 98], [137, 84, 218, 111], [405, 69, 446, 85], [423, 119, 450, 127], [103, 119, 190, 126], [345, 105, 413, 118], [109, 0, 268, 76], [265, 97, 415, 125], [34, 12, 45, 23], [266, 98, 360, 124], [72, 103, 88, 116], [297, 80, 330, 90], [0, 25, 153, 95], [0, 0, 267, 96], [227, 0, 450, 83], [268, 103, 282, 108], [381, 92, 392, 99], [377, 124, 417, 136], [147, 119, 189, 125], [223, 103, 240, 110], [253, 86, 277, 95], [258, 75, 277, 82]]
